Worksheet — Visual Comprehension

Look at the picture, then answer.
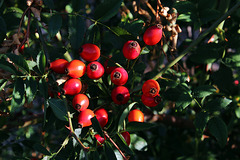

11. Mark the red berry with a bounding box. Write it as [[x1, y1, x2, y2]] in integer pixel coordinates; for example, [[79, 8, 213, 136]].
[[87, 61, 105, 79], [72, 94, 89, 111], [19, 44, 25, 53], [111, 86, 130, 105], [65, 60, 86, 78], [103, 57, 118, 74], [141, 94, 161, 107], [143, 24, 163, 46], [121, 131, 131, 146], [79, 43, 100, 61], [62, 78, 82, 95], [78, 109, 94, 128], [122, 40, 141, 60], [142, 79, 160, 97], [94, 134, 106, 146], [94, 108, 108, 128], [128, 109, 144, 122], [50, 59, 69, 74], [110, 67, 128, 86]]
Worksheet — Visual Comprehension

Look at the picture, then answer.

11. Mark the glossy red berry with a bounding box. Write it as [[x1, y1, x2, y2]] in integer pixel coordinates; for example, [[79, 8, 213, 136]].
[[110, 67, 128, 86], [72, 94, 89, 111], [87, 61, 105, 79], [122, 40, 141, 60], [141, 94, 161, 107], [50, 59, 69, 74], [128, 109, 144, 122], [78, 109, 94, 128], [121, 131, 131, 146], [111, 86, 130, 105], [19, 44, 25, 53], [94, 108, 108, 128], [143, 24, 163, 46], [62, 78, 82, 95], [94, 134, 106, 146], [142, 79, 160, 97], [65, 60, 86, 78], [79, 43, 100, 61]]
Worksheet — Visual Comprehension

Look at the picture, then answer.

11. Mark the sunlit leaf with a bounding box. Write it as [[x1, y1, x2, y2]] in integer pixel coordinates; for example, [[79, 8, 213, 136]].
[[25, 76, 37, 103], [37, 51, 46, 74], [11, 78, 25, 112], [193, 85, 217, 98]]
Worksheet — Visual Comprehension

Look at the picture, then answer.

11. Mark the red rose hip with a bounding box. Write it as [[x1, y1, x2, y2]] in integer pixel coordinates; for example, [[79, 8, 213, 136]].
[[79, 43, 100, 61], [78, 109, 94, 128], [122, 40, 141, 60], [128, 109, 144, 122], [111, 86, 130, 105], [72, 94, 89, 111], [143, 24, 163, 46], [62, 78, 82, 95], [94, 134, 106, 146], [142, 79, 160, 97], [50, 59, 69, 74], [141, 94, 161, 107], [65, 60, 86, 78], [87, 61, 104, 79], [121, 131, 131, 146], [111, 67, 128, 86], [94, 108, 108, 128]]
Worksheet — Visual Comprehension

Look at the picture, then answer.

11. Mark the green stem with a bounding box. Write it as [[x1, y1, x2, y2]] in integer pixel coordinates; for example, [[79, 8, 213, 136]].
[[152, 2, 240, 80]]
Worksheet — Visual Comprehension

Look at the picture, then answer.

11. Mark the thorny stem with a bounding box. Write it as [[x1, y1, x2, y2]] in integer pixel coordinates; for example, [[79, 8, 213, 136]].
[[152, 1, 240, 80], [103, 131, 128, 160]]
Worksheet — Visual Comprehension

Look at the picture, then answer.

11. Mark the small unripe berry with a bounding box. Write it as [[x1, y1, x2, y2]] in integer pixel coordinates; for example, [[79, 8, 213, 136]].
[[79, 43, 100, 61], [65, 60, 86, 78], [50, 59, 69, 74], [87, 61, 105, 79], [78, 109, 94, 128], [122, 40, 141, 60], [110, 67, 128, 86], [111, 86, 130, 105], [143, 24, 163, 46], [62, 78, 82, 95]]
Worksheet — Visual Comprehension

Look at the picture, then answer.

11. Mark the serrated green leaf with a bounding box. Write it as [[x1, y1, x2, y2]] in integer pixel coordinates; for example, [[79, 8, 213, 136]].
[[223, 52, 240, 68], [0, 16, 6, 43], [193, 85, 217, 98], [94, 0, 123, 22], [126, 122, 158, 132], [11, 78, 25, 112], [194, 112, 209, 133], [43, 0, 55, 9], [123, 20, 144, 37], [91, 116, 104, 137], [48, 98, 67, 121], [69, 15, 85, 51], [25, 77, 37, 103], [208, 117, 228, 148], [116, 133, 134, 155], [6, 53, 29, 74], [37, 51, 46, 74], [104, 141, 117, 160], [48, 14, 62, 37], [33, 144, 52, 156], [205, 98, 232, 112]]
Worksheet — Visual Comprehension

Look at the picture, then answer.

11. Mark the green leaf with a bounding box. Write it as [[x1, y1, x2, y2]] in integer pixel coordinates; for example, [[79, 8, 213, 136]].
[[48, 14, 62, 37], [0, 79, 7, 91], [48, 98, 67, 121], [25, 77, 38, 103], [141, 47, 150, 55], [0, 16, 6, 43], [126, 122, 158, 132], [85, 24, 101, 45], [39, 78, 48, 98], [192, 85, 217, 98], [235, 107, 240, 118], [175, 93, 192, 110], [110, 26, 131, 36], [91, 116, 104, 137], [37, 51, 46, 74], [43, 0, 55, 9], [130, 134, 147, 151], [68, 15, 85, 51], [116, 133, 134, 155], [94, 0, 123, 22], [199, 9, 220, 24], [0, 0, 4, 8], [0, 59, 18, 74], [205, 98, 232, 112], [104, 141, 117, 160], [208, 117, 228, 148], [123, 20, 144, 37], [11, 78, 25, 112], [194, 112, 209, 133], [118, 102, 137, 131], [223, 52, 240, 68], [6, 53, 29, 74], [71, 0, 85, 12], [33, 144, 52, 156]]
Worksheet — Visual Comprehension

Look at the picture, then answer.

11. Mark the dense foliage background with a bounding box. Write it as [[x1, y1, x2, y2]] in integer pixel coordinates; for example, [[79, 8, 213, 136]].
[[0, 0, 240, 159]]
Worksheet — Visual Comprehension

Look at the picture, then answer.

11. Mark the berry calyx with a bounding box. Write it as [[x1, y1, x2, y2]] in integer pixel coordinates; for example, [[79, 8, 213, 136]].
[[87, 61, 105, 79], [141, 93, 161, 107], [65, 60, 86, 78], [110, 67, 128, 86], [72, 94, 89, 111], [128, 109, 144, 122], [143, 24, 163, 46], [78, 109, 94, 128], [121, 131, 131, 146], [50, 59, 69, 74], [111, 86, 130, 105], [79, 43, 100, 61], [94, 108, 108, 128], [62, 78, 82, 95], [142, 79, 160, 97], [122, 40, 141, 60]]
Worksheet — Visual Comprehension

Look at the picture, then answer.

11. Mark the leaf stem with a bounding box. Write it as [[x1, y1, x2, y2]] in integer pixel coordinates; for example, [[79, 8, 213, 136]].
[[152, 1, 240, 80]]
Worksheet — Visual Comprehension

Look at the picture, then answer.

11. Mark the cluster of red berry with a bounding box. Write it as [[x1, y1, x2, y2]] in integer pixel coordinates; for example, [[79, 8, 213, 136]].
[[49, 24, 163, 147]]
